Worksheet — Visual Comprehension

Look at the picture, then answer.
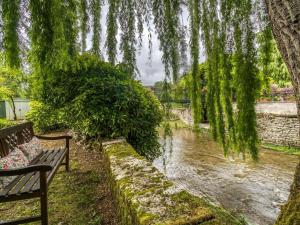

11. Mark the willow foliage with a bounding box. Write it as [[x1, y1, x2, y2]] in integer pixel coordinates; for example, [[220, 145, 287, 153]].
[[29, 0, 78, 99], [91, 0, 102, 57], [189, 0, 202, 128], [80, 0, 89, 53], [2, 0, 21, 68], [152, 0, 181, 82], [106, 0, 119, 65], [63, 0, 78, 57], [219, 0, 236, 151], [201, 0, 217, 140], [119, 0, 137, 76], [200, 0, 261, 160]]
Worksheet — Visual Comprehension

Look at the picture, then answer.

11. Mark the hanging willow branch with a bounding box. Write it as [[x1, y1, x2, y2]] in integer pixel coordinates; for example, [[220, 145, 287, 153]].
[[29, 0, 77, 99], [201, 0, 217, 140], [152, 0, 181, 82], [233, 0, 259, 160], [200, 0, 260, 160], [106, 0, 119, 65], [80, 0, 89, 53], [91, 0, 102, 57], [2, 0, 21, 68], [119, 0, 138, 77], [219, 0, 236, 153], [62, 0, 78, 57], [189, 0, 202, 128]]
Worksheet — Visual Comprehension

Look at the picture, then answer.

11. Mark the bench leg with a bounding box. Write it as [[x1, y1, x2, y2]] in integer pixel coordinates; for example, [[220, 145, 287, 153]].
[[66, 138, 70, 171], [40, 172, 48, 225]]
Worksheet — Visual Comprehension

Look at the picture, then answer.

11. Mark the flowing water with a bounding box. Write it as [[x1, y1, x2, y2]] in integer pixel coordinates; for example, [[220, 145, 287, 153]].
[[153, 128, 299, 225]]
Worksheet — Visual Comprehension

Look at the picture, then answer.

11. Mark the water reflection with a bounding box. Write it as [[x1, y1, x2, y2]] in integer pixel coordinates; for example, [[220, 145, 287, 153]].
[[153, 128, 299, 225]]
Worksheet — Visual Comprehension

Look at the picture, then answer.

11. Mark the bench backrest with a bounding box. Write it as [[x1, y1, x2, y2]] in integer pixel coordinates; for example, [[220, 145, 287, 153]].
[[0, 122, 34, 157]]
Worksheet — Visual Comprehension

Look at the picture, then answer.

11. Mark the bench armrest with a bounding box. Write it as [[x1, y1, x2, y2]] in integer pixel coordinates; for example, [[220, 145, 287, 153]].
[[0, 164, 53, 176], [35, 135, 72, 140]]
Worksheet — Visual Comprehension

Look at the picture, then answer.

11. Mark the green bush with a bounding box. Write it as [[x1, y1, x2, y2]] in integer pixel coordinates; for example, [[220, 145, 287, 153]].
[[40, 54, 163, 159], [0, 119, 16, 129], [26, 101, 66, 133]]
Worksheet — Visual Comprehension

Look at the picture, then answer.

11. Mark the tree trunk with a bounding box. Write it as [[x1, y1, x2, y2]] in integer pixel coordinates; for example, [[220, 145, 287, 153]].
[[264, 0, 300, 224], [9, 96, 17, 121]]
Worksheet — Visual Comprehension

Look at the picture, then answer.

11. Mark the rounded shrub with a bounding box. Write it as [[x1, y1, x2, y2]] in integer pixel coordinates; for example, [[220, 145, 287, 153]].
[[40, 54, 163, 159], [26, 101, 66, 133]]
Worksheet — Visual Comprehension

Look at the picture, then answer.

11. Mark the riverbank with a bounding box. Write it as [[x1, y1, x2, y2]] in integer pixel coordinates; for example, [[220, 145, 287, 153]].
[[154, 128, 299, 225], [104, 141, 247, 225], [166, 117, 300, 156], [261, 144, 300, 156], [170, 104, 300, 155]]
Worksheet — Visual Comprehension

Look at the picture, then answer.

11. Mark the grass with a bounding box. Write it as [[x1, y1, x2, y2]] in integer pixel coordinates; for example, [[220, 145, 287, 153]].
[[0, 159, 102, 225], [162, 119, 191, 129], [0, 119, 16, 129], [261, 143, 300, 156], [170, 102, 189, 109], [0, 131, 118, 225]]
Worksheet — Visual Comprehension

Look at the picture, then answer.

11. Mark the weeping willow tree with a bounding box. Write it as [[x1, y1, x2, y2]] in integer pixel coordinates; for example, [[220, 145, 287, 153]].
[[0, 0, 299, 223]]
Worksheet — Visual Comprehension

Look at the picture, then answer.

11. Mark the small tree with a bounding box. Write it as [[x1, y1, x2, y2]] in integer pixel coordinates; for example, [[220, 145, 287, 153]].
[[0, 67, 24, 120]]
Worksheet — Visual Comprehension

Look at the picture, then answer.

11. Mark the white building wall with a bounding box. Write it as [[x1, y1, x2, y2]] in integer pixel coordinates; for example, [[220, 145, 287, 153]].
[[5, 99, 30, 120]]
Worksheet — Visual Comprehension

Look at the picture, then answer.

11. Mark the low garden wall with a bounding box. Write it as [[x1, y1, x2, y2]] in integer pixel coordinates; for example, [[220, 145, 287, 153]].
[[172, 107, 300, 147], [102, 140, 226, 225], [256, 113, 300, 147]]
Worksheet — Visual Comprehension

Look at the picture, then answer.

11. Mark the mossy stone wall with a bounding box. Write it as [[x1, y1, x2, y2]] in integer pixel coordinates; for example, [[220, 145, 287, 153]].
[[172, 108, 300, 147], [102, 141, 215, 225]]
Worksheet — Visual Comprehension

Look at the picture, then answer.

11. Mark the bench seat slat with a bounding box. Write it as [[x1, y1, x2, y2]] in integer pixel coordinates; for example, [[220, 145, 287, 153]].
[[1, 152, 44, 196], [32, 148, 66, 191], [6, 151, 52, 196], [0, 148, 66, 199], [46, 148, 67, 184], [20, 150, 61, 194], [0, 215, 41, 225]]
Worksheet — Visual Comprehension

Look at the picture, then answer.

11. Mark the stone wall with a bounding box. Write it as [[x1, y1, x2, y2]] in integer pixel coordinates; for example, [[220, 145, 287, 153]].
[[102, 140, 241, 225], [172, 107, 300, 147], [257, 113, 300, 147], [171, 108, 194, 127]]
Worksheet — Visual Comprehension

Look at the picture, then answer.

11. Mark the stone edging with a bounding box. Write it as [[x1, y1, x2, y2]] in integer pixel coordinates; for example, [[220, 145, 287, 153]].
[[102, 141, 216, 225]]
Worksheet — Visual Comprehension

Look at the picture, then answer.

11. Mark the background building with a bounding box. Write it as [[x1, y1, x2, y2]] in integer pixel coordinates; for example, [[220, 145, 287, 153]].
[[0, 98, 30, 120]]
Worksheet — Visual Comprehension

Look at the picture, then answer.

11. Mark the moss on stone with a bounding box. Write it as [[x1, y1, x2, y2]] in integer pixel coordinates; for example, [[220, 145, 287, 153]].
[[103, 141, 245, 225], [275, 162, 300, 225]]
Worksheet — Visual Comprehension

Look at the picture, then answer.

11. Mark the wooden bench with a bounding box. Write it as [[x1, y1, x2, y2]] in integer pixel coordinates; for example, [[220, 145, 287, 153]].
[[0, 122, 72, 225]]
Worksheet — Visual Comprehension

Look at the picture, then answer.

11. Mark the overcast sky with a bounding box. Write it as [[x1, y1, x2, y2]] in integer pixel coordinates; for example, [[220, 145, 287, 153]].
[[83, 5, 162, 85], [86, 4, 205, 86]]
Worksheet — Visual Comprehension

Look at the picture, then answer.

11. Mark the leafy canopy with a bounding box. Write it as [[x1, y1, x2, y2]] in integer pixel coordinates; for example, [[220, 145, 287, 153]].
[[0, 67, 25, 101]]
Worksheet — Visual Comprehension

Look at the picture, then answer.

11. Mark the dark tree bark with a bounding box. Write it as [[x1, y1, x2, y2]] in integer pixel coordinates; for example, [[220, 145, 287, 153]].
[[9, 96, 17, 121], [265, 0, 300, 120], [264, 0, 300, 224]]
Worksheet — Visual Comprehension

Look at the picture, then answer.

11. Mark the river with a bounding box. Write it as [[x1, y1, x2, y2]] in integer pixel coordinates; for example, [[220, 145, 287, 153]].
[[153, 128, 299, 225]]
